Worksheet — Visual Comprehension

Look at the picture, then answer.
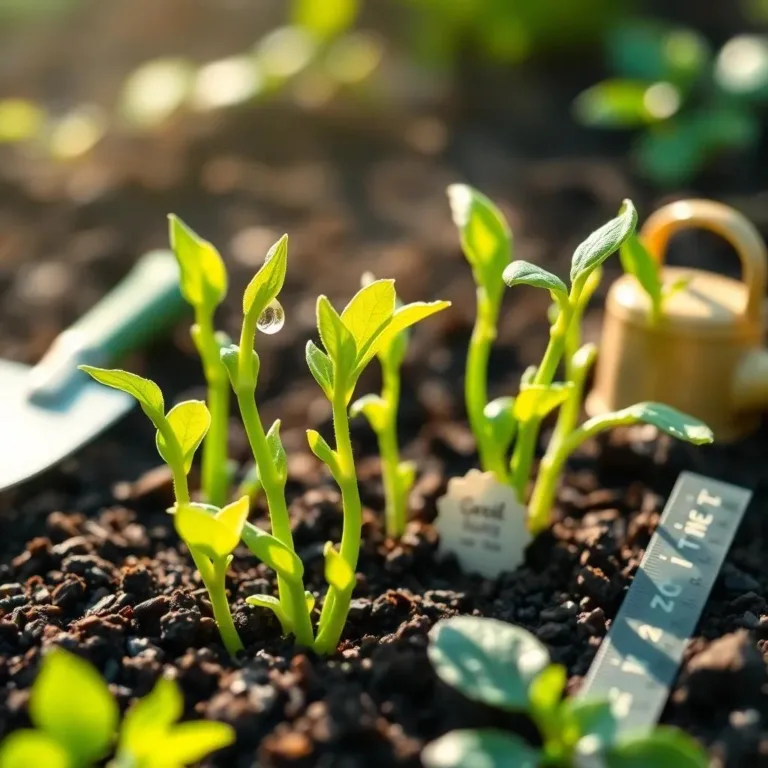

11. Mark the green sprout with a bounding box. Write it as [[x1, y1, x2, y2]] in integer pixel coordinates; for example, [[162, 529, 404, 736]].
[[306, 279, 450, 653], [350, 272, 429, 538], [0, 648, 233, 768], [449, 186, 714, 533], [168, 215, 231, 508], [78, 366, 244, 655], [422, 615, 708, 768]]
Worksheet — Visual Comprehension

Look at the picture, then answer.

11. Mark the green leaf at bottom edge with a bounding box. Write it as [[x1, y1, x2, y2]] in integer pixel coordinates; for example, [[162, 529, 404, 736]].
[[422, 729, 540, 768]]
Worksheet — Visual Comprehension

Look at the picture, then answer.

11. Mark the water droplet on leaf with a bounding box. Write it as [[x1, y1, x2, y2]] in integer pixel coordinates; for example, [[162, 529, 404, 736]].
[[257, 299, 285, 334]]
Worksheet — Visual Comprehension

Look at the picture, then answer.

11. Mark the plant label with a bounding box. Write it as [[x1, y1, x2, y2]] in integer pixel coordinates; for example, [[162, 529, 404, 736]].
[[435, 469, 531, 579]]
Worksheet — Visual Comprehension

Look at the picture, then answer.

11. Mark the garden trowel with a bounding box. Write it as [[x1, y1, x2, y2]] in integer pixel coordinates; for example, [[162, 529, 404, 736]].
[[0, 250, 187, 491]]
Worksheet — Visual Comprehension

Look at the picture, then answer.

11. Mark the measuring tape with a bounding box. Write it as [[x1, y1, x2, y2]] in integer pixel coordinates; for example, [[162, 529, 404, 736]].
[[577, 471, 752, 735]]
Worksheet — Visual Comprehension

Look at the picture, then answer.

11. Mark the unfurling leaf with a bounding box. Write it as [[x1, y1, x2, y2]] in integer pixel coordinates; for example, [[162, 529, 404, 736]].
[[340, 279, 395, 360], [422, 729, 540, 768], [168, 215, 227, 309], [324, 542, 355, 593], [483, 396, 518, 453], [242, 234, 288, 320], [265, 419, 288, 485], [241, 523, 304, 580], [427, 616, 549, 711], [316, 295, 356, 369], [350, 394, 388, 433], [245, 593, 292, 634], [620, 234, 663, 315], [30, 649, 119, 766], [174, 503, 241, 560], [306, 340, 334, 398], [513, 384, 573, 422], [156, 400, 211, 472], [79, 366, 164, 420], [570, 200, 638, 285], [503, 261, 569, 310]]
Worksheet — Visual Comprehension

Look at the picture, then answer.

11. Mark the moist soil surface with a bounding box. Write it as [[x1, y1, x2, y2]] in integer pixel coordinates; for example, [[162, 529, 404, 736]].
[[3, 54, 768, 768]]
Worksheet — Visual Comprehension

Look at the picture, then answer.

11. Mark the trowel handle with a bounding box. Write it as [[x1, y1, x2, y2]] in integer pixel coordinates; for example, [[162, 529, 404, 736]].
[[641, 199, 767, 324], [27, 250, 187, 404]]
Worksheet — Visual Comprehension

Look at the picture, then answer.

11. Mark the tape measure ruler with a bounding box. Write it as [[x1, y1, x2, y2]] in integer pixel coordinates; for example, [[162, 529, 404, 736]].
[[577, 470, 753, 735]]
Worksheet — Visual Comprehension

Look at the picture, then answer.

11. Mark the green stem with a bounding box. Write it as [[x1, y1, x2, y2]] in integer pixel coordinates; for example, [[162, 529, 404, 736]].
[[314, 388, 361, 654], [155, 421, 190, 505], [379, 362, 405, 538], [466, 287, 508, 482], [194, 309, 230, 507], [192, 551, 243, 657]]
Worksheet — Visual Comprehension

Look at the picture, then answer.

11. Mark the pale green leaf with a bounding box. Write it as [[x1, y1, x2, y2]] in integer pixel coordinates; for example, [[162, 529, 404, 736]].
[[603, 727, 709, 768], [0, 731, 69, 768], [528, 664, 566, 721], [483, 396, 518, 453], [305, 591, 316, 613], [620, 234, 663, 314], [350, 393, 388, 433], [422, 729, 540, 768], [30, 649, 118, 766], [216, 496, 250, 537], [245, 593, 292, 634], [316, 295, 356, 370], [306, 429, 337, 467], [142, 721, 235, 768], [241, 522, 304, 581], [293, 0, 359, 39], [324, 542, 355, 593], [513, 384, 573, 422], [340, 279, 395, 362], [306, 340, 334, 398], [168, 214, 227, 309], [503, 260, 569, 309], [570, 200, 638, 285], [79, 366, 164, 419], [265, 419, 288, 485], [174, 503, 240, 560], [561, 699, 616, 749], [427, 616, 549, 711], [156, 400, 210, 473], [243, 234, 288, 320]]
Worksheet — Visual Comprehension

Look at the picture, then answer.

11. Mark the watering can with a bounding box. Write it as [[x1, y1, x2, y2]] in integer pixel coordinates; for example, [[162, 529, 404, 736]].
[[586, 199, 768, 442]]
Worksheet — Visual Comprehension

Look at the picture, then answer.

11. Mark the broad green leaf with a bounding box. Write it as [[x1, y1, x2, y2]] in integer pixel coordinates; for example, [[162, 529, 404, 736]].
[[620, 234, 662, 314], [118, 677, 183, 761], [79, 366, 164, 419], [422, 729, 540, 768], [573, 80, 670, 128], [316, 295, 356, 369], [243, 234, 288, 320], [142, 721, 235, 768], [324, 542, 355, 593], [30, 649, 119, 766], [265, 419, 288, 485], [293, 0, 359, 40], [483, 397, 517, 453], [216, 496, 250, 537], [350, 393, 388, 433], [570, 200, 638, 285], [168, 215, 227, 309], [340, 279, 395, 361], [428, 616, 549, 711], [306, 340, 334, 398], [360, 300, 451, 370], [174, 503, 240, 560], [0, 731, 69, 768], [582, 402, 714, 445], [562, 699, 616, 749], [245, 593, 292, 633], [603, 727, 709, 768], [241, 522, 304, 581], [502, 260, 569, 309], [156, 400, 211, 473], [513, 384, 573, 422], [447, 184, 512, 291]]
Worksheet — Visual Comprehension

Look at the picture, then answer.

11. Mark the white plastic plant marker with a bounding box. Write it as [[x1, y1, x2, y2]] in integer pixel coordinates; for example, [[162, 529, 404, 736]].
[[435, 469, 531, 579]]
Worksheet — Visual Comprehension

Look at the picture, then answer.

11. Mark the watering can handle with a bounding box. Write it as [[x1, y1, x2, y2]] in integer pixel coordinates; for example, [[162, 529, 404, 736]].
[[640, 199, 767, 325]]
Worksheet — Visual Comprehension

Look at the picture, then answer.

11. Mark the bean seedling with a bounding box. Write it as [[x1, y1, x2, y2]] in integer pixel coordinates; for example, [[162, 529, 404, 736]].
[[450, 185, 714, 533], [422, 615, 708, 768], [0, 648, 233, 768], [350, 272, 423, 538]]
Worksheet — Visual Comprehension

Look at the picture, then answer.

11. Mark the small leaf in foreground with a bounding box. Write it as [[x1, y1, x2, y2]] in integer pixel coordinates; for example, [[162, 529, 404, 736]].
[[174, 503, 241, 560], [587, 402, 714, 444], [514, 384, 573, 422], [422, 729, 540, 768], [0, 731, 69, 768], [156, 400, 211, 472], [142, 721, 236, 768], [603, 726, 709, 768]]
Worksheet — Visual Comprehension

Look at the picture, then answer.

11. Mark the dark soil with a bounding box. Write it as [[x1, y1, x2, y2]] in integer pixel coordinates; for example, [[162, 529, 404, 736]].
[[3, 9, 768, 765]]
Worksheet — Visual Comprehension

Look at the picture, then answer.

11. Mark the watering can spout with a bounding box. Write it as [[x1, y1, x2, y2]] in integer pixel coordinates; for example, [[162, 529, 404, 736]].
[[732, 348, 768, 413]]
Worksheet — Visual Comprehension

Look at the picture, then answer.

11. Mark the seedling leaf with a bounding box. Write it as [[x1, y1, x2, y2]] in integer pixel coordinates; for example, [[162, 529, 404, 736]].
[[324, 542, 355, 593], [142, 721, 235, 768], [428, 616, 549, 711], [483, 396, 518, 452], [245, 594, 292, 633], [570, 200, 638, 284], [156, 400, 211, 473], [306, 340, 334, 398], [563, 699, 617, 748], [422, 729, 540, 768], [242, 523, 304, 580], [119, 677, 183, 760], [168, 215, 227, 309], [30, 649, 119, 766], [174, 503, 241, 560], [602, 726, 709, 768], [350, 393, 388, 432], [503, 260, 569, 309], [528, 664, 566, 721], [620, 233, 662, 312], [265, 419, 288, 485], [317, 295, 356, 367], [340, 279, 396, 360], [216, 496, 250, 536], [243, 234, 288, 319], [79, 366, 164, 419], [0, 731, 69, 768], [514, 384, 573, 422]]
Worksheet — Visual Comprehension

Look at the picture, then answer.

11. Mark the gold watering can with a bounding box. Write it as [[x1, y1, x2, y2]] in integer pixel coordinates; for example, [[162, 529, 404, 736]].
[[586, 199, 768, 441]]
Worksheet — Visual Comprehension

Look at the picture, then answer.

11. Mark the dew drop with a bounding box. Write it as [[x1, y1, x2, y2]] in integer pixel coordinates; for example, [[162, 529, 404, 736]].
[[257, 299, 285, 335]]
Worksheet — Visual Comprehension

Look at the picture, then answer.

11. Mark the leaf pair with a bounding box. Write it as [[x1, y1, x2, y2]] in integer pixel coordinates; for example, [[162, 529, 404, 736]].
[[173, 497, 250, 562]]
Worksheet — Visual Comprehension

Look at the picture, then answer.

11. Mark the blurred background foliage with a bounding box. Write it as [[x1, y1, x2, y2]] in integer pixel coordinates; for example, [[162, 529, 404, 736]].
[[0, 0, 765, 187]]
